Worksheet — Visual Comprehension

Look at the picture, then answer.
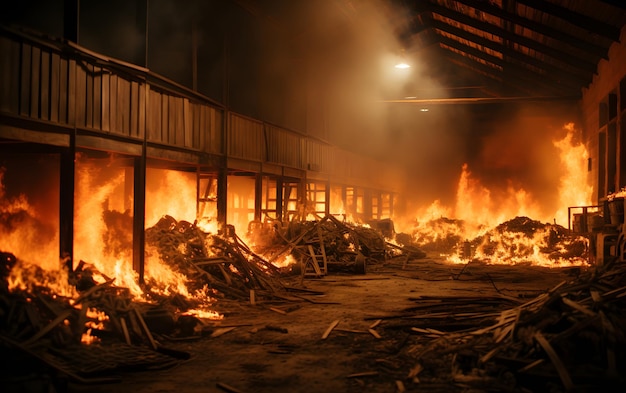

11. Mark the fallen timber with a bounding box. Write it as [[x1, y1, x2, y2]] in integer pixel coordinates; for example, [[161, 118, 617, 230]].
[[378, 260, 626, 392], [263, 214, 426, 276], [0, 252, 188, 388]]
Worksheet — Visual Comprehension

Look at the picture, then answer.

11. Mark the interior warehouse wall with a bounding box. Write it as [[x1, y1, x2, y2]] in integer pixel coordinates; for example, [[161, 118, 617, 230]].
[[581, 26, 626, 203]]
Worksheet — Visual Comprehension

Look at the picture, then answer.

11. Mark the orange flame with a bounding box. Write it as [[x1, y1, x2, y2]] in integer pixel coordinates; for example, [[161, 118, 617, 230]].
[[408, 123, 593, 267]]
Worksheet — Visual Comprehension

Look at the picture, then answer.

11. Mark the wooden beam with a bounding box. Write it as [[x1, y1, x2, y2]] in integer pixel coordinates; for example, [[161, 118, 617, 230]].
[[440, 49, 560, 97], [437, 35, 582, 93], [413, 3, 600, 71], [432, 24, 590, 87], [515, 0, 621, 42], [429, 19, 596, 79], [438, 0, 608, 59]]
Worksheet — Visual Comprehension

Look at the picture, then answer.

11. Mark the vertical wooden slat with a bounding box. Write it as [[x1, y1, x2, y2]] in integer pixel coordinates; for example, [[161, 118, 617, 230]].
[[101, 71, 110, 131], [117, 77, 129, 134], [109, 74, 117, 132], [168, 96, 177, 144], [75, 61, 86, 127], [40, 50, 50, 120], [176, 96, 184, 145], [63, 58, 72, 125], [93, 65, 102, 130], [20, 44, 31, 116], [130, 81, 139, 137], [147, 89, 159, 141], [183, 98, 192, 147], [85, 63, 93, 128], [138, 83, 146, 139], [50, 53, 59, 122], [60, 58, 69, 124], [0, 37, 20, 114], [30, 46, 40, 118], [161, 93, 168, 143]]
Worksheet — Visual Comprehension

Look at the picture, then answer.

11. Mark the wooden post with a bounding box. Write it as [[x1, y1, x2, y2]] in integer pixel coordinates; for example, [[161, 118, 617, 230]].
[[132, 154, 146, 284], [59, 140, 75, 272]]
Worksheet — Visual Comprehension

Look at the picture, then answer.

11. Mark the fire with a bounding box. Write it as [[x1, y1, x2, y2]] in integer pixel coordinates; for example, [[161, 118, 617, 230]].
[[80, 307, 110, 344], [0, 166, 59, 270], [555, 122, 593, 224], [407, 123, 593, 267]]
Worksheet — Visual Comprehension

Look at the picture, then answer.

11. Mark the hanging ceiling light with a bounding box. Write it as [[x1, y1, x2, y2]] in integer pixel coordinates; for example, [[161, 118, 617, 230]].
[[395, 49, 410, 69]]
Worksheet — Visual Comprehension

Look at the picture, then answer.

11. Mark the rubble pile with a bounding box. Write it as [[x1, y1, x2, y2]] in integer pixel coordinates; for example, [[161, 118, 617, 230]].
[[267, 214, 425, 275], [411, 215, 587, 263], [145, 215, 285, 300], [471, 216, 588, 262], [394, 260, 626, 391], [0, 251, 189, 387]]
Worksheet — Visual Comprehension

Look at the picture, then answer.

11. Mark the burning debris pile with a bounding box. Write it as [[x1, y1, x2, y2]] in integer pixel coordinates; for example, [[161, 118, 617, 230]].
[[0, 251, 190, 387], [264, 214, 425, 275], [392, 260, 626, 392], [411, 216, 588, 265], [468, 216, 588, 264], [145, 215, 286, 300]]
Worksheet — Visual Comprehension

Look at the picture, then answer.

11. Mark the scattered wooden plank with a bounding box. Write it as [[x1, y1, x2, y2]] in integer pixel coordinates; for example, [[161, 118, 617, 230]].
[[534, 331, 574, 391], [346, 371, 379, 378], [369, 319, 382, 329], [210, 327, 237, 338], [120, 317, 131, 345], [368, 328, 381, 339], [216, 381, 244, 393], [134, 307, 158, 350], [22, 309, 73, 346], [322, 319, 340, 339], [269, 307, 287, 315]]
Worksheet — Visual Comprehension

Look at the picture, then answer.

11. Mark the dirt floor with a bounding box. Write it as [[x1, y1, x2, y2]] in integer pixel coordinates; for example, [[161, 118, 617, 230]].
[[40, 256, 579, 393]]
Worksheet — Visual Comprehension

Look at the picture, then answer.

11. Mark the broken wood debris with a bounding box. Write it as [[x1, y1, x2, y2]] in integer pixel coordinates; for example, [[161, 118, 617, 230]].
[[265, 214, 425, 277], [0, 252, 190, 384], [389, 260, 626, 391], [145, 215, 287, 302]]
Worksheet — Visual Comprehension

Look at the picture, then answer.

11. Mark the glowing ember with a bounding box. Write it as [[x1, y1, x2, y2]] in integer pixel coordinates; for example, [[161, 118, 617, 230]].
[[80, 307, 110, 344]]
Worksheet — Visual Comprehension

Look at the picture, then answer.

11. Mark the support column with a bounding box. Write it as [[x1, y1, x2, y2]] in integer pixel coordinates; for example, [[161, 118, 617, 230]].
[[59, 142, 75, 271], [276, 177, 284, 222], [254, 173, 262, 221], [132, 154, 146, 284], [324, 180, 330, 216], [217, 165, 228, 228]]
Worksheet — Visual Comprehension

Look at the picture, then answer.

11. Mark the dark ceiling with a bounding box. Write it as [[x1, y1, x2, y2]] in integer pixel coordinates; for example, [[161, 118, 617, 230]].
[[390, 0, 626, 101], [248, 0, 626, 103]]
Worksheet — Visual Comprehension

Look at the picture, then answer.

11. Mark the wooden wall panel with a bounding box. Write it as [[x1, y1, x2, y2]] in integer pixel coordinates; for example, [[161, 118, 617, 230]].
[[19, 44, 31, 117], [93, 66, 102, 130], [265, 125, 301, 169], [0, 36, 20, 114], [101, 71, 110, 131], [40, 51, 50, 120], [229, 114, 264, 161], [75, 61, 86, 127], [50, 54, 60, 122], [29, 46, 40, 119]]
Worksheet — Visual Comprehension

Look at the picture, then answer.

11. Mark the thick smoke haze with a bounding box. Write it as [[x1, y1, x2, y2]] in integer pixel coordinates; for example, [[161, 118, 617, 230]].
[[1, 0, 589, 225]]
